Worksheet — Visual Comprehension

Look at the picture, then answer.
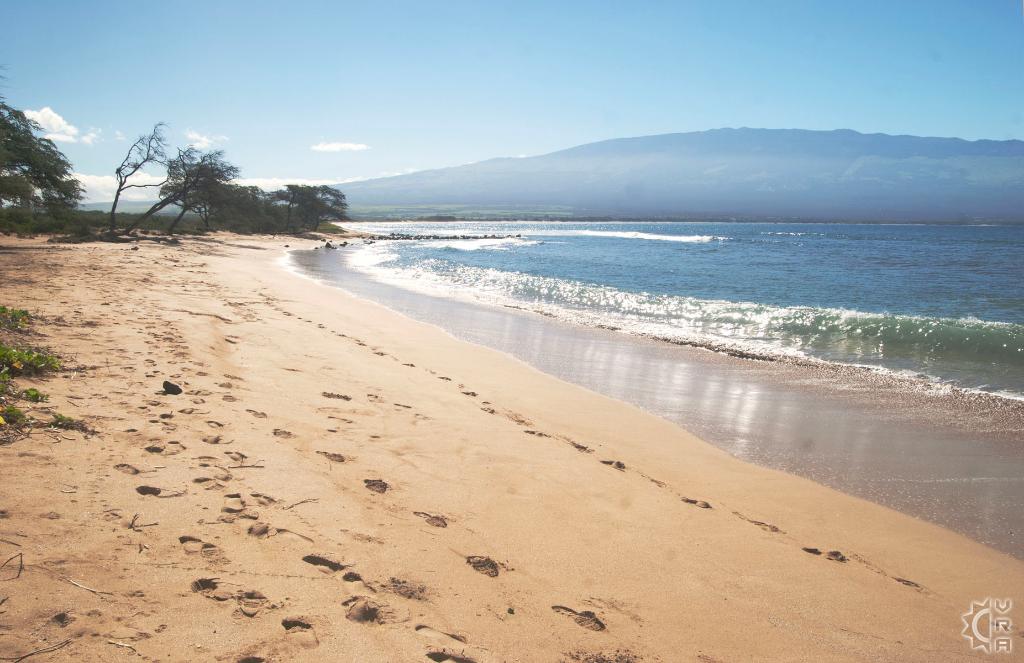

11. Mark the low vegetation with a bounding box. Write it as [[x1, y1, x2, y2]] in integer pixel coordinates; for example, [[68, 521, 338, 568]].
[[21, 387, 47, 402], [0, 306, 31, 329], [0, 344, 61, 376], [50, 413, 89, 432], [0, 306, 74, 443], [2, 91, 349, 237]]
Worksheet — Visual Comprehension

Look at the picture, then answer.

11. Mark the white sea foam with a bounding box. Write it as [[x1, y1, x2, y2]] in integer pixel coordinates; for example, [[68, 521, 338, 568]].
[[344, 242, 1024, 401], [423, 237, 541, 251], [532, 230, 726, 243]]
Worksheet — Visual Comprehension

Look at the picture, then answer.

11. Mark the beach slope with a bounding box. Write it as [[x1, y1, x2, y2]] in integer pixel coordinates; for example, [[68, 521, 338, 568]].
[[0, 235, 1019, 662]]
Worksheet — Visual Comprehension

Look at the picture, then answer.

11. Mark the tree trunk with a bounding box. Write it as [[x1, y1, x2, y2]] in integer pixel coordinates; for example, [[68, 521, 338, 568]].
[[109, 186, 122, 232], [284, 198, 294, 232], [166, 207, 188, 235], [121, 195, 177, 233]]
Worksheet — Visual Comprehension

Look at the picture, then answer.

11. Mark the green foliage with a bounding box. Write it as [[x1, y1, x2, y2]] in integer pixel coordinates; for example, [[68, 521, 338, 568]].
[[21, 387, 47, 402], [273, 184, 348, 233], [50, 413, 80, 429], [0, 96, 82, 213], [0, 405, 27, 427], [0, 343, 60, 376], [0, 306, 30, 330]]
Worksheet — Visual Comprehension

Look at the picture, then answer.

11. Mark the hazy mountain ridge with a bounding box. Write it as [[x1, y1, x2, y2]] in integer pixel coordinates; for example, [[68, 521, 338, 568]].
[[341, 128, 1024, 221]]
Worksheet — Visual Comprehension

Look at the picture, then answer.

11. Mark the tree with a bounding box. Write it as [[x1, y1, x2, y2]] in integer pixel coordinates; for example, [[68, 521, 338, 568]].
[[199, 184, 285, 233], [109, 123, 167, 232], [131, 148, 239, 234], [0, 96, 81, 213], [271, 184, 347, 232]]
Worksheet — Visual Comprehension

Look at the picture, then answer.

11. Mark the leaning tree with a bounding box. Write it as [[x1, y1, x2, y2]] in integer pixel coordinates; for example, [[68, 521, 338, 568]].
[[108, 123, 167, 232], [120, 148, 239, 235]]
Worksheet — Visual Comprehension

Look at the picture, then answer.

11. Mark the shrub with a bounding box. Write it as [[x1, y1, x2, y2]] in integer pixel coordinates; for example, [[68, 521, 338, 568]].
[[0, 344, 60, 376], [0, 405, 27, 427], [50, 413, 88, 432], [0, 306, 30, 330], [21, 387, 48, 402]]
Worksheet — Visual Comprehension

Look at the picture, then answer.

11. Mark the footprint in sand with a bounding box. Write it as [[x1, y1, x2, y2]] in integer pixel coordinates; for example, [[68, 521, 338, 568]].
[[465, 556, 500, 577], [551, 605, 606, 631], [322, 392, 352, 400], [179, 535, 225, 560], [115, 463, 141, 475], [193, 476, 225, 490], [191, 577, 233, 602], [225, 451, 247, 463], [302, 554, 346, 573], [894, 577, 922, 589], [600, 460, 626, 471], [207, 420, 225, 428], [250, 492, 277, 506], [236, 590, 268, 617], [364, 479, 389, 494], [342, 596, 390, 624], [385, 577, 429, 601], [734, 512, 783, 534], [681, 497, 712, 509], [316, 451, 347, 463], [426, 652, 477, 663], [414, 512, 448, 528], [246, 409, 267, 419], [145, 440, 186, 455], [273, 429, 294, 439], [221, 493, 258, 520], [136, 485, 184, 498], [415, 624, 467, 644], [281, 617, 319, 648]]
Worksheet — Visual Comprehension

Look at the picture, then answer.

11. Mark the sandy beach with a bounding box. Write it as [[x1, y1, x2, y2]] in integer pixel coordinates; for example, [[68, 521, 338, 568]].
[[1, 233, 1021, 662]]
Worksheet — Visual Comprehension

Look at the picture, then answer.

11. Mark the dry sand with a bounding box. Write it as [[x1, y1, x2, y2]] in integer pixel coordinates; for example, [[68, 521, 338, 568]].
[[0, 233, 1021, 662]]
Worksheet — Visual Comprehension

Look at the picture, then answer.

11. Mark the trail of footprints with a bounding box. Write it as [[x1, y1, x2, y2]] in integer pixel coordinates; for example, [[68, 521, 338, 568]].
[[110, 294, 926, 662]]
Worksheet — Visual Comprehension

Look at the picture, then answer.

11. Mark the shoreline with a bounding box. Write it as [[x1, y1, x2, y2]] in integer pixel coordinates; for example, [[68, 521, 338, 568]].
[[1, 234, 1021, 661], [340, 223, 1024, 404], [293, 244, 1024, 557]]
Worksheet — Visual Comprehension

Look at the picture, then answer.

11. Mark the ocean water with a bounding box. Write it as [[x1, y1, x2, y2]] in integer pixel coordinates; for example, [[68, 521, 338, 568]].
[[348, 221, 1024, 399]]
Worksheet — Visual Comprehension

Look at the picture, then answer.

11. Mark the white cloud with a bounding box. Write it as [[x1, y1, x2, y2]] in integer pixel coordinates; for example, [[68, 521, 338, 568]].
[[114, 130, 127, 141], [24, 106, 81, 143], [74, 172, 165, 203], [310, 141, 370, 152], [185, 129, 228, 149], [80, 128, 101, 145]]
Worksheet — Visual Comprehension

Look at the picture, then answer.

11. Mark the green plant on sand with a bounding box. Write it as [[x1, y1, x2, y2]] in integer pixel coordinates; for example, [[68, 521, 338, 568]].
[[0, 306, 31, 330], [0, 344, 60, 376]]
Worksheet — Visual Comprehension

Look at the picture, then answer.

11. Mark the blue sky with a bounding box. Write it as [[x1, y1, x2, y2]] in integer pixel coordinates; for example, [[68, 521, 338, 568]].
[[3, 0, 1023, 201]]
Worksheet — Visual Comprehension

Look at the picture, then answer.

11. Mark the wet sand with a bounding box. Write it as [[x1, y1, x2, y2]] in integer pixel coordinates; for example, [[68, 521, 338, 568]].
[[0, 234, 1021, 662], [293, 247, 1024, 557]]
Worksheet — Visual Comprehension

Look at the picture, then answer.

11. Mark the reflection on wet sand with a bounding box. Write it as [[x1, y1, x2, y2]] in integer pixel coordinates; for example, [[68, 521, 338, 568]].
[[292, 248, 1024, 558]]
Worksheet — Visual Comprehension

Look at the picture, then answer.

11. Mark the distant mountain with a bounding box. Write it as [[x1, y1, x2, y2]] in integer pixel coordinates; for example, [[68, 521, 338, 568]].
[[340, 128, 1024, 221]]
